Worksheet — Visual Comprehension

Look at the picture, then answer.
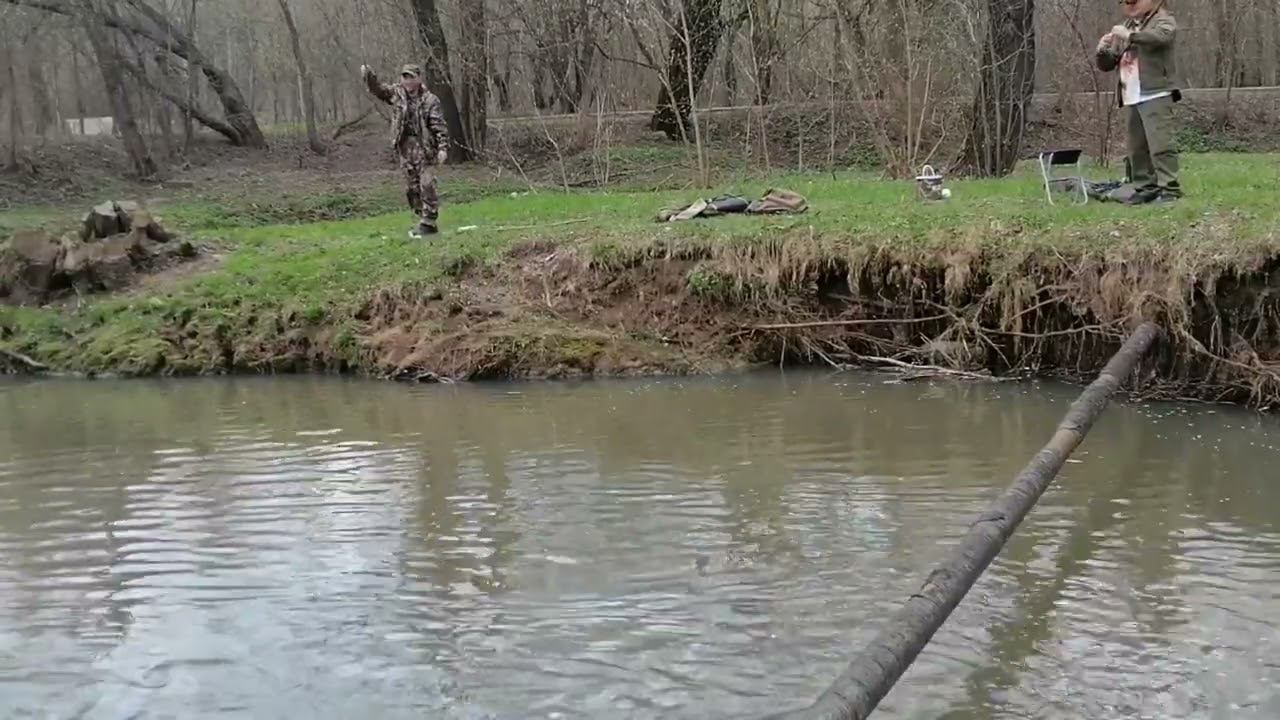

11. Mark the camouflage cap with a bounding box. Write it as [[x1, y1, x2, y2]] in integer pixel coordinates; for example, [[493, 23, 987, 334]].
[[400, 63, 422, 78]]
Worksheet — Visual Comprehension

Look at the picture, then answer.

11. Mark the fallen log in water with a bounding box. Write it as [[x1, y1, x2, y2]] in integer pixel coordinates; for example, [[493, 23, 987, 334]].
[[767, 322, 1162, 720]]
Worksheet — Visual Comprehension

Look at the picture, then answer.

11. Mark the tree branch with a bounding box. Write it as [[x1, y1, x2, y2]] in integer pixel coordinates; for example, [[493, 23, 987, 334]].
[[116, 55, 242, 143]]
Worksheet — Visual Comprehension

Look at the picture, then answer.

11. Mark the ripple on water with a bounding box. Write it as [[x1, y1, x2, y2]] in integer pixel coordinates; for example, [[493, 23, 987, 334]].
[[1, 376, 1279, 719]]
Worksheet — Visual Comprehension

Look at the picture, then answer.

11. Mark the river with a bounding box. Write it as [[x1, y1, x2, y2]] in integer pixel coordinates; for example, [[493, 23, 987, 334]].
[[1, 374, 1277, 719]]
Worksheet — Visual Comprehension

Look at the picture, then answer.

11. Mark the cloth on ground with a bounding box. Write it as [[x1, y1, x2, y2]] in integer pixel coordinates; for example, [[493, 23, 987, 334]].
[[657, 189, 808, 222], [747, 189, 808, 214]]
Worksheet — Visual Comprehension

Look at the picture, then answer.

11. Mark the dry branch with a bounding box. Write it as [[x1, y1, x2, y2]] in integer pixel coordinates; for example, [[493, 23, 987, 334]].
[[851, 354, 1002, 382], [0, 347, 48, 370], [751, 314, 951, 330]]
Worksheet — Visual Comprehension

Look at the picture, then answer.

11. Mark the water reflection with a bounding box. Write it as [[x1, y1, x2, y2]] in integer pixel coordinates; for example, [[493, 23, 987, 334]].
[[0, 375, 1277, 718]]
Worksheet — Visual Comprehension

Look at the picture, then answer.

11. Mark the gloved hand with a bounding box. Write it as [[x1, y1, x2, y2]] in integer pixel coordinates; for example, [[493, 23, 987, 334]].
[[1096, 34, 1114, 54], [436, 149, 448, 166], [1110, 25, 1132, 42]]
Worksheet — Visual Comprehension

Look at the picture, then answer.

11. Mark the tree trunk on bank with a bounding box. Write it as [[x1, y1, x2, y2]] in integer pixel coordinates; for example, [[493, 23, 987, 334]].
[[276, 0, 324, 154], [70, 37, 87, 135], [457, 0, 487, 156], [184, 0, 198, 149], [768, 323, 1162, 720], [748, 0, 777, 105], [5, 45, 21, 169], [121, 0, 266, 148], [650, 0, 723, 141], [5, 0, 267, 148], [26, 40, 56, 136], [408, 0, 470, 161], [955, 0, 1036, 177], [82, 22, 156, 176]]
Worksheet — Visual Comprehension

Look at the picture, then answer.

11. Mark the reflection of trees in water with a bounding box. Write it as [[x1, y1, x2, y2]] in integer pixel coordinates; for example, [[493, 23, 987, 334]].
[[936, 410, 1196, 719], [0, 383, 171, 647], [6, 375, 1277, 714], [395, 398, 523, 599]]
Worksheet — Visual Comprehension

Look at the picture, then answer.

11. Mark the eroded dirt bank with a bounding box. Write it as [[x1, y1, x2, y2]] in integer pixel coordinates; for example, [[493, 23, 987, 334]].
[[4, 234, 1279, 408], [354, 240, 1280, 406]]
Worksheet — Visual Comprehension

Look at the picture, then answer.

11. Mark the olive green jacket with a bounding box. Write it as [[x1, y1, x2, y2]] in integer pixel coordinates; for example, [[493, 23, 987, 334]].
[[1096, 10, 1181, 108]]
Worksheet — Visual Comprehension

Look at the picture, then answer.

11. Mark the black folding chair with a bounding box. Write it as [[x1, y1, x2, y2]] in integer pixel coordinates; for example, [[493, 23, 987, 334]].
[[1038, 148, 1087, 206]]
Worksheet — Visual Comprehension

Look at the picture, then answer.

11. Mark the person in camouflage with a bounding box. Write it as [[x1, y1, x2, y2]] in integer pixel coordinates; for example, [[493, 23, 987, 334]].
[[361, 63, 451, 237]]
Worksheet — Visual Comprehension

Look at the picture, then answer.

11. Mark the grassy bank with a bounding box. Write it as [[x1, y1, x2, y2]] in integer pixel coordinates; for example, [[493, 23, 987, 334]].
[[3, 153, 1280, 404]]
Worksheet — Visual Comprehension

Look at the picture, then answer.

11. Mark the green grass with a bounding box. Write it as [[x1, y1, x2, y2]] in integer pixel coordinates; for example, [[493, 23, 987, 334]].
[[3, 152, 1279, 374]]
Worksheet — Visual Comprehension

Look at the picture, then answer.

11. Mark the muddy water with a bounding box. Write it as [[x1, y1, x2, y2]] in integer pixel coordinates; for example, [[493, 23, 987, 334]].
[[0, 375, 1278, 719]]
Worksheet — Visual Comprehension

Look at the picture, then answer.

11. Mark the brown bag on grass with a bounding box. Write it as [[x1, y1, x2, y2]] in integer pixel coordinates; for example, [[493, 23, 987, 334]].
[[746, 189, 808, 215]]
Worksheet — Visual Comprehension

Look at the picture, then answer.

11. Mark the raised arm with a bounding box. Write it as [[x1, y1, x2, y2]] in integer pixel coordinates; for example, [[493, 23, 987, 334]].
[[1130, 13, 1176, 49], [361, 66, 394, 105], [1095, 34, 1122, 72]]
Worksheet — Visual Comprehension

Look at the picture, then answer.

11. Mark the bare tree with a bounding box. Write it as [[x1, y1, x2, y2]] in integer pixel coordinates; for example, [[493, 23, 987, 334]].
[[183, 0, 197, 149], [3, 0, 267, 147], [80, 3, 155, 176], [5, 42, 21, 169], [276, 0, 323, 154], [651, 0, 724, 141], [408, 0, 469, 160], [25, 33, 56, 135], [956, 0, 1037, 177], [457, 0, 487, 155]]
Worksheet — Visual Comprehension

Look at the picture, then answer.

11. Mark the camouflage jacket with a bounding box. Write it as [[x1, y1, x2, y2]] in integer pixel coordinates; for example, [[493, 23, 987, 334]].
[[364, 71, 450, 154]]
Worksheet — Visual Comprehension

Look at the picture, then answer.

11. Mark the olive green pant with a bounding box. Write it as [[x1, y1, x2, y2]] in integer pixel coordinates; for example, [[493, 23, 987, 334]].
[[1126, 95, 1181, 196]]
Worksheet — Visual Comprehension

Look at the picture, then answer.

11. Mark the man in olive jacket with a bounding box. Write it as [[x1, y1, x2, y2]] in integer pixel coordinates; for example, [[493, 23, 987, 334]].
[[1096, 0, 1182, 204], [361, 63, 451, 237]]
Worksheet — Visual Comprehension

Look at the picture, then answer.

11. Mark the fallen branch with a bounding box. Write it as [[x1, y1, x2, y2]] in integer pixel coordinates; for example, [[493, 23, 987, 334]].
[[116, 56, 243, 144], [767, 322, 1163, 720], [331, 107, 374, 140], [751, 313, 951, 331], [0, 347, 48, 371], [489, 218, 590, 233], [852, 354, 1002, 382]]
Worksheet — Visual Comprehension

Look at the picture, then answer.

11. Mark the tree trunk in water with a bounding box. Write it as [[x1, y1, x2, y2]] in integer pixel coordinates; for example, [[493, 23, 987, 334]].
[[276, 0, 324, 154], [650, 0, 723, 141], [768, 323, 1162, 720], [458, 0, 487, 156], [82, 23, 156, 177], [955, 0, 1036, 178], [408, 0, 469, 161]]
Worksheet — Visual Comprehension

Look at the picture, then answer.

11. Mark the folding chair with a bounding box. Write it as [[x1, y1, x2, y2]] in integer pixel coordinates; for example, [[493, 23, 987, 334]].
[[1038, 148, 1087, 206]]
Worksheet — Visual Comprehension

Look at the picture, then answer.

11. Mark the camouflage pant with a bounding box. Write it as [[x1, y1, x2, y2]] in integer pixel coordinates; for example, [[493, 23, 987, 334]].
[[399, 140, 440, 228]]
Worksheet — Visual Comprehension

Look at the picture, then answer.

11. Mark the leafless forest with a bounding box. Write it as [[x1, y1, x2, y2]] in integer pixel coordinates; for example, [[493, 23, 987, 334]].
[[1, 0, 1278, 179]]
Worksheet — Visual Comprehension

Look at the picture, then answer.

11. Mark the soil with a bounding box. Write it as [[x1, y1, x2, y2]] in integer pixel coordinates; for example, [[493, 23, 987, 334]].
[[347, 239, 1280, 408], [1, 122, 482, 210]]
